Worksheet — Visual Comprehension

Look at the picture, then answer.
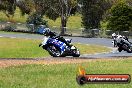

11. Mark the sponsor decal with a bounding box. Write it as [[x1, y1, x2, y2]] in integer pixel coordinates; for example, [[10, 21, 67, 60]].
[[76, 66, 131, 85]]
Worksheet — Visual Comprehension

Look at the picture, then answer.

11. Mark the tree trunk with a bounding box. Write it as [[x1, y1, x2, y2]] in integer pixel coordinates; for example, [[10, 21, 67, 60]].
[[60, 16, 67, 35]]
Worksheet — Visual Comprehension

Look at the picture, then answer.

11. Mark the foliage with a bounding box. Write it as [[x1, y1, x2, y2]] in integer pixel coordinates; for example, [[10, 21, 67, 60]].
[[107, 1, 132, 31], [15, 0, 78, 35], [81, 0, 111, 30], [33, 0, 78, 35], [26, 13, 48, 32], [0, 0, 16, 20], [3, 24, 16, 32], [16, 0, 34, 15], [0, 10, 82, 30]]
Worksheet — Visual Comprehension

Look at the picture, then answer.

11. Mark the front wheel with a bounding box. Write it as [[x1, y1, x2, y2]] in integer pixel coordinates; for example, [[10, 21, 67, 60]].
[[47, 45, 61, 57], [72, 48, 80, 57]]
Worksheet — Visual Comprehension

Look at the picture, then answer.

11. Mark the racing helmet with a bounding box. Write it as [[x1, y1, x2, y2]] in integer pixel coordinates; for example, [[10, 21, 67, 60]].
[[112, 33, 116, 37], [112, 33, 117, 39], [43, 28, 50, 35]]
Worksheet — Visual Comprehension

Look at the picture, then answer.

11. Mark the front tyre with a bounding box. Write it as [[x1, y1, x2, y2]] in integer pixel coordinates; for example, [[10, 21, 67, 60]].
[[47, 46, 61, 57], [72, 49, 80, 57]]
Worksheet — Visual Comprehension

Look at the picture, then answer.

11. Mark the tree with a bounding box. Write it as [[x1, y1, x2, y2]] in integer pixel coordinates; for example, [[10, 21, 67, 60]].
[[33, 0, 78, 35], [107, 1, 132, 32], [16, 0, 34, 15], [81, 0, 111, 30], [16, 0, 48, 32], [15, 0, 78, 35], [26, 12, 48, 32], [0, 0, 16, 21]]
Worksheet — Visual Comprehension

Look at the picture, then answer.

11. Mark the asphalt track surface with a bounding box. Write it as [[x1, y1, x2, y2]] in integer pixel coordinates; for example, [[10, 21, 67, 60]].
[[0, 32, 132, 58]]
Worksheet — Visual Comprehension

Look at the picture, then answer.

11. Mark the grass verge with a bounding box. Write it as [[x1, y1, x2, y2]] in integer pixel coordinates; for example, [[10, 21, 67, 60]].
[[0, 37, 111, 58], [0, 8, 82, 29], [0, 37, 49, 58], [0, 58, 131, 88], [75, 43, 110, 54]]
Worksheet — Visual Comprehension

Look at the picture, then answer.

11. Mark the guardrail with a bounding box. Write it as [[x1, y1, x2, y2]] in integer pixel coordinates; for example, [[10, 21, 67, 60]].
[[0, 22, 131, 38]]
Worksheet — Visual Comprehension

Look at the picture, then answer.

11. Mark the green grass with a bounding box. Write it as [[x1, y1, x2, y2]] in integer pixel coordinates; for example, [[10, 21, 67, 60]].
[[0, 8, 82, 30], [47, 15, 82, 29], [0, 37, 49, 58], [0, 37, 111, 58], [0, 58, 132, 88], [75, 43, 110, 54], [0, 9, 28, 23]]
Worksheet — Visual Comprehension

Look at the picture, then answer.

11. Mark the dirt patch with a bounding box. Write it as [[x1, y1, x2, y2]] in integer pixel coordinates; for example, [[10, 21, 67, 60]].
[[0, 57, 131, 68], [0, 57, 92, 68]]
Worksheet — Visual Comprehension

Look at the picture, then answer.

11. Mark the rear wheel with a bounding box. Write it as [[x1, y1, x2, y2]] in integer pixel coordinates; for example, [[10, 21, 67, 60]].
[[47, 45, 61, 57], [126, 46, 132, 53], [118, 47, 122, 52], [122, 44, 132, 53]]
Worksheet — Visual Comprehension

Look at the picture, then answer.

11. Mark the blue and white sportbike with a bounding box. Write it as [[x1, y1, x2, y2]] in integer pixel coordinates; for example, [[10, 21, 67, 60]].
[[39, 29, 80, 57]]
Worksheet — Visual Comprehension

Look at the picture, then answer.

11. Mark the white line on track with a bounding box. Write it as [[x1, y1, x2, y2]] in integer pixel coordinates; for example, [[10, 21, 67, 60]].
[[10, 37, 16, 38], [0, 36, 16, 38]]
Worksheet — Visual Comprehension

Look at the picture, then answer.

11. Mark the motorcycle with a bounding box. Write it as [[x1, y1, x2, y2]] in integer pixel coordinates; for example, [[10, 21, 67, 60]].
[[116, 40, 132, 53], [39, 36, 80, 57]]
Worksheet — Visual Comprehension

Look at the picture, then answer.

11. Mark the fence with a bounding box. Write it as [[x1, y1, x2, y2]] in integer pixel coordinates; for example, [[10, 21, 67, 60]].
[[0, 22, 85, 36], [0, 21, 132, 38], [0, 22, 29, 31], [50, 26, 83, 36], [104, 30, 132, 38]]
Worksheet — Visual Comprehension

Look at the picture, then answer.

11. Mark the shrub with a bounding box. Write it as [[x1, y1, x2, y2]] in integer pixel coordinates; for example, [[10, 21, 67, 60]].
[[2, 24, 16, 32], [26, 12, 48, 32], [107, 1, 132, 32]]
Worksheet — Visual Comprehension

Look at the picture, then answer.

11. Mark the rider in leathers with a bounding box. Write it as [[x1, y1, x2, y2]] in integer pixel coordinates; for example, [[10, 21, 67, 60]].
[[43, 28, 72, 48], [112, 33, 131, 46]]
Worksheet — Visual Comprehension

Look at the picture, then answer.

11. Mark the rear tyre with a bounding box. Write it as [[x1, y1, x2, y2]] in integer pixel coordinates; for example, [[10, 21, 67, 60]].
[[126, 47, 132, 53], [118, 47, 122, 52], [47, 45, 61, 57]]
